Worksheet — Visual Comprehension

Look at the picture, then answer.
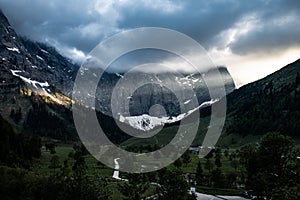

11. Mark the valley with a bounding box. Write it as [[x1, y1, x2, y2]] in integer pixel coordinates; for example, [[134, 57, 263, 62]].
[[0, 5, 299, 200]]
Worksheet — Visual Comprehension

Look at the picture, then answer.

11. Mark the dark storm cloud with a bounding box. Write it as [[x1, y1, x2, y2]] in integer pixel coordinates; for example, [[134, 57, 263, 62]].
[[228, 0, 300, 55], [117, 0, 260, 48], [0, 0, 102, 52], [0, 0, 299, 61], [229, 12, 300, 55]]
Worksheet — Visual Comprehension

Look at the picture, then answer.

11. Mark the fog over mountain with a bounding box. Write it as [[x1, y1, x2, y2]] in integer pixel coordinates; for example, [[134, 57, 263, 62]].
[[0, 10, 235, 132], [1, 0, 300, 85]]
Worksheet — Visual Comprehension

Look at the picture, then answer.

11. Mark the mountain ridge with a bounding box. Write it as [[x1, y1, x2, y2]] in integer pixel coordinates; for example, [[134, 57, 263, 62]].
[[122, 58, 300, 147], [4, 9, 298, 148], [0, 9, 78, 139], [218, 58, 300, 146]]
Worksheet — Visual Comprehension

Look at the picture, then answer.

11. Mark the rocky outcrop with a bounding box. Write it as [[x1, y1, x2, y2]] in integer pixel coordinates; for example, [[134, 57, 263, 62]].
[[90, 67, 235, 117], [0, 9, 236, 132], [0, 10, 78, 97]]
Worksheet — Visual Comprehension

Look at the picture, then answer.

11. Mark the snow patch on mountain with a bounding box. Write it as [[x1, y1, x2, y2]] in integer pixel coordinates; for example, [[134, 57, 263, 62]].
[[7, 47, 20, 53], [10, 70, 73, 106], [119, 99, 219, 131], [115, 73, 124, 78], [11, 70, 49, 88], [41, 49, 49, 54], [36, 55, 44, 61], [184, 99, 191, 104]]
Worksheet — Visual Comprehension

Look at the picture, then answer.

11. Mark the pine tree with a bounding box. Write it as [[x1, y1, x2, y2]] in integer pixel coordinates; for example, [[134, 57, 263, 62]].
[[49, 155, 60, 174], [182, 151, 191, 166], [174, 158, 182, 168], [215, 157, 222, 168], [296, 72, 300, 85], [205, 159, 213, 173], [10, 109, 14, 118], [196, 161, 203, 183]]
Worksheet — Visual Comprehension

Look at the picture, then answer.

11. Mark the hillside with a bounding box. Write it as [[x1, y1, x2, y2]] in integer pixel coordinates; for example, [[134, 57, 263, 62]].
[[123, 59, 300, 148], [0, 10, 77, 139], [2, 8, 299, 148], [219, 59, 300, 146], [0, 9, 236, 139]]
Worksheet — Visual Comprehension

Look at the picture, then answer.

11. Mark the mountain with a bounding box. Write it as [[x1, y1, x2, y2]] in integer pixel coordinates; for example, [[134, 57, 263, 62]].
[[76, 64, 235, 131], [122, 59, 300, 148], [1, 8, 298, 149], [221, 58, 300, 143], [0, 10, 77, 93], [0, 9, 236, 138], [0, 10, 77, 139]]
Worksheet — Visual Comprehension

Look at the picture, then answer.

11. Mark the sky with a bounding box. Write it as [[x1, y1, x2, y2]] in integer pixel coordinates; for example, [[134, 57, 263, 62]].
[[0, 0, 300, 87]]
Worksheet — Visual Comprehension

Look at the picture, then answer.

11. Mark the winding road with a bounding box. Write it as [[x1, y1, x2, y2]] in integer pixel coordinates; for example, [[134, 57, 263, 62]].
[[112, 158, 246, 199], [112, 158, 128, 181]]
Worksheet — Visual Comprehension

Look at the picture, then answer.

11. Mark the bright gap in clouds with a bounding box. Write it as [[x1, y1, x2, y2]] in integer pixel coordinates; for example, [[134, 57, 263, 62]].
[[208, 11, 300, 88], [210, 47, 300, 88]]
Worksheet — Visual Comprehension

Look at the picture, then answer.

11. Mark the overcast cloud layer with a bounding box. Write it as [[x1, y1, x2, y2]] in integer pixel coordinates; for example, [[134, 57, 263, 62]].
[[1, 0, 300, 85]]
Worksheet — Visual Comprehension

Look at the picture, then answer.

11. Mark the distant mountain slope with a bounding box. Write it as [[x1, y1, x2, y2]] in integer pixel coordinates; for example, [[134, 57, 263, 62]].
[[20, 37, 79, 94], [1, 9, 237, 133], [222, 58, 300, 142], [80, 66, 235, 118], [122, 59, 300, 148], [0, 10, 78, 139], [0, 10, 78, 94]]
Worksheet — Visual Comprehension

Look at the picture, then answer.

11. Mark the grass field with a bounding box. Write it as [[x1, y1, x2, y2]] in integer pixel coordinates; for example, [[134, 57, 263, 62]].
[[33, 145, 126, 199], [121, 117, 211, 148], [33, 132, 300, 198], [34, 142, 242, 178], [33, 145, 114, 177], [32, 146, 163, 199], [120, 115, 269, 150], [166, 151, 240, 175]]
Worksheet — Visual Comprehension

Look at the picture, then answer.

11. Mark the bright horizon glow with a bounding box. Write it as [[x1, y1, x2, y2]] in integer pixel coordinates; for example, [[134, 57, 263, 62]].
[[209, 47, 300, 88]]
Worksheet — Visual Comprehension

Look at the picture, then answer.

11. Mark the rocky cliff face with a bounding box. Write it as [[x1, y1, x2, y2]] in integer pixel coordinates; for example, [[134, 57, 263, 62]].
[[0, 9, 236, 132], [0, 10, 76, 128], [0, 10, 77, 97], [93, 68, 235, 118]]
